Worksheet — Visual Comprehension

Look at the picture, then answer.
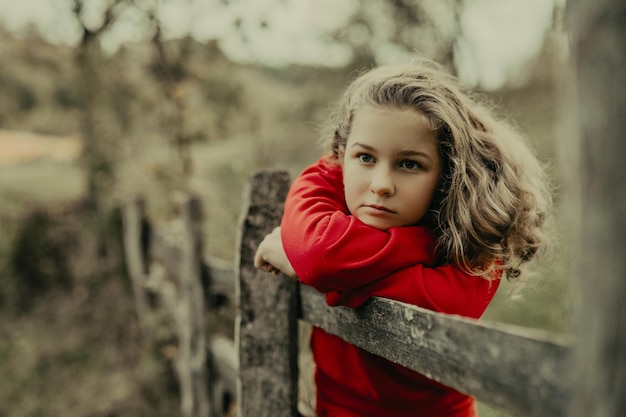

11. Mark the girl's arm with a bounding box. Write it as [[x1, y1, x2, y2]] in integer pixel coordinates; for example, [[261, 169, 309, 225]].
[[261, 224, 499, 317], [281, 157, 437, 293], [280, 157, 500, 318]]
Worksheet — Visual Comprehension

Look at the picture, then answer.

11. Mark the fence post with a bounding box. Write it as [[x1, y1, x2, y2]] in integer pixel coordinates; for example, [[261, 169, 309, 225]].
[[177, 196, 212, 417], [235, 171, 298, 417], [567, 1, 626, 416], [121, 198, 149, 336]]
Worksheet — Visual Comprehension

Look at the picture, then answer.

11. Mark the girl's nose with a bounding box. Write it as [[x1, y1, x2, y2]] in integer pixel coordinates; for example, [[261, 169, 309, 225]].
[[369, 168, 395, 196]]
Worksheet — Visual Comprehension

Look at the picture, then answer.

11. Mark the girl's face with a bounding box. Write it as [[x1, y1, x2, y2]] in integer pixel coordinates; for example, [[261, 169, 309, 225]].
[[341, 105, 442, 230]]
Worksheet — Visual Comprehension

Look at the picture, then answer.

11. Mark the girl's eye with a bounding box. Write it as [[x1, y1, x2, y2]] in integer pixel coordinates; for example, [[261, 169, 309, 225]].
[[399, 160, 421, 170], [358, 153, 374, 163]]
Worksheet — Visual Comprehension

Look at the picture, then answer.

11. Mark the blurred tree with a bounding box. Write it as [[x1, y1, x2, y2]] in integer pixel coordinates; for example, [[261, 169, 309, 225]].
[[332, 0, 461, 72], [72, 0, 129, 211], [148, 23, 195, 182], [70, 3, 242, 416]]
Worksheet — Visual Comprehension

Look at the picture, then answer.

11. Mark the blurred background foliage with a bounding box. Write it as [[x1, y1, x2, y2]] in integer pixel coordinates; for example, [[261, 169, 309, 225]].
[[0, 0, 571, 416]]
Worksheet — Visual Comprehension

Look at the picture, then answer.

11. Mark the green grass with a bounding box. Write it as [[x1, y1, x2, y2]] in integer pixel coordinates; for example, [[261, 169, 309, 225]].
[[0, 282, 180, 417], [0, 161, 85, 217], [0, 156, 180, 417]]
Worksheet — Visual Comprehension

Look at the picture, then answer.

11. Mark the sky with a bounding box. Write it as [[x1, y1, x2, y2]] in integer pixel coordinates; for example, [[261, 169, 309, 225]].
[[455, 0, 557, 90], [0, 0, 557, 90]]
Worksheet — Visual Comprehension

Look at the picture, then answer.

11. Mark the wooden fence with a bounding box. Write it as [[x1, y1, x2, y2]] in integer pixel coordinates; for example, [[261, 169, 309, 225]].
[[234, 171, 572, 417], [123, 170, 573, 417]]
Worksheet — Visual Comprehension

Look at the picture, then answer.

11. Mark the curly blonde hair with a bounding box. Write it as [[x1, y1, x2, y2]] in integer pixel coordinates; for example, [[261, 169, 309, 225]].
[[322, 61, 552, 280]]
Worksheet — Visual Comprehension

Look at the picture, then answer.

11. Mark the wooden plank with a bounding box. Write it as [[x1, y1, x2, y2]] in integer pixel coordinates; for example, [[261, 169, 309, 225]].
[[235, 171, 299, 417], [300, 284, 571, 417], [567, 1, 626, 416]]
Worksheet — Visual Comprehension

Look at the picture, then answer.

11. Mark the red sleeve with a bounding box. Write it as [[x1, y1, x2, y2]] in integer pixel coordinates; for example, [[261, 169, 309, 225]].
[[281, 157, 436, 293], [326, 264, 500, 319]]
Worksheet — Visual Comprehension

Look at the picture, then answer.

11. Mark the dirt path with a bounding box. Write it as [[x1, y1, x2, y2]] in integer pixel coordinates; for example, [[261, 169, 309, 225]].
[[0, 130, 81, 165]]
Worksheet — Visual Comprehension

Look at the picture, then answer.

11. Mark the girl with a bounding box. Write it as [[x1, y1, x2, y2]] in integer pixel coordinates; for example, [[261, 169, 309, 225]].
[[254, 61, 552, 417]]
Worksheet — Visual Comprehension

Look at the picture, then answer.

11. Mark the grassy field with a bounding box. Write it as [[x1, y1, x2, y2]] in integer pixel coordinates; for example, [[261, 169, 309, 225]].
[[0, 135, 176, 416]]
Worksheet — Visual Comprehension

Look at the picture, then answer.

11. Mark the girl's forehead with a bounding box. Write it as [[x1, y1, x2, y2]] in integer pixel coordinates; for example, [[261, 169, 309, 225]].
[[352, 104, 436, 130], [349, 106, 439, 147]]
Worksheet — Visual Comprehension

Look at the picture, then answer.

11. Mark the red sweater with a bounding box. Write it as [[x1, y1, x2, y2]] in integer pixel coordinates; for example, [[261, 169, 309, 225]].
[[281, 157, 500, 417]]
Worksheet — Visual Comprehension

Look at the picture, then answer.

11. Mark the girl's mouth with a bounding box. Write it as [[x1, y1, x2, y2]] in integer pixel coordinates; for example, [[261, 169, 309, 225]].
[[363, 204, 395, 214]]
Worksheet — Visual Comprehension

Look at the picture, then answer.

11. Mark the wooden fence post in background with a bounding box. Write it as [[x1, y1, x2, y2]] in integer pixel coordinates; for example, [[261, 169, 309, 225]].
[[127, 195, 213, 417], [235, 171, 299, 417], [567, 0, 626, 416], [121, 198, 149, 336], [177, 196, 211, 417]]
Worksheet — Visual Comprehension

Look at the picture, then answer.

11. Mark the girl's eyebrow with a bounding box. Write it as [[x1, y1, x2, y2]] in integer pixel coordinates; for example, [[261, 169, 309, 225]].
[[352, 142, 375, 151], [398, 149, 434, 161]]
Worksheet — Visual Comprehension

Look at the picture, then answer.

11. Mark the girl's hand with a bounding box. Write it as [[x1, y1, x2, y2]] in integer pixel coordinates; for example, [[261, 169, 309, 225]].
[[254, 227, 297, 278]]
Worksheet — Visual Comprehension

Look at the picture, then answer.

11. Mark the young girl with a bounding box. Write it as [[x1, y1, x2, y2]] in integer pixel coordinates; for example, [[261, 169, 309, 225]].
[[254, 61, 552, 417]]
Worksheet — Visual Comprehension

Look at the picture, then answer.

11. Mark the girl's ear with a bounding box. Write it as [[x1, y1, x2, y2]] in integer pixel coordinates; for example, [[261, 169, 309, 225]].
[[337, 146, 345, 166]]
